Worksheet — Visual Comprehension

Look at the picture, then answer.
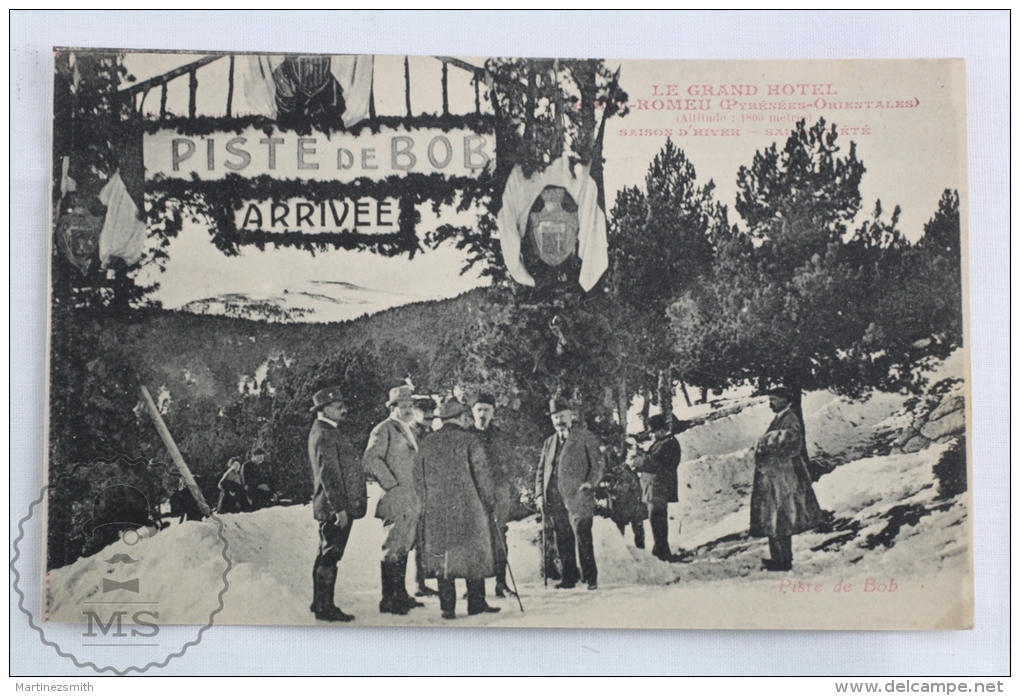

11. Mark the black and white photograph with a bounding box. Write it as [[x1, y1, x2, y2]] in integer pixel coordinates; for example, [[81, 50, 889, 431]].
[[35, 47, 976, 637]]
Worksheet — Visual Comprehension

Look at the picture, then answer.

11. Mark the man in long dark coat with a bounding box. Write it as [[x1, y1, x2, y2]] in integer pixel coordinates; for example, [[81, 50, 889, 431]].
[[750, 388, 824, 571], [633, 413, 682, 561], [472, 393, 517, 598], [535, 398, 606, 590], [415, 399, 500, 620], [412, 396, 440, 598], [308, 386, 367, 621]]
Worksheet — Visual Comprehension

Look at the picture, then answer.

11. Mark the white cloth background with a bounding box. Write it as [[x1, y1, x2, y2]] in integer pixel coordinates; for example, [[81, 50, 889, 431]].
[[97, 170, 147, 268]]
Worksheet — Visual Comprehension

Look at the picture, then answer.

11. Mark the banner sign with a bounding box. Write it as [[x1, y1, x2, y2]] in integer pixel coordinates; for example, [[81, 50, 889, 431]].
[[144, 126, 495, 182], [235, 197, 400, 234]]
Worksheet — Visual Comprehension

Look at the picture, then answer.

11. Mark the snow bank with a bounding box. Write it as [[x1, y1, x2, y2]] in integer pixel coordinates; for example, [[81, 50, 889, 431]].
[[45, 360, 968, 627], [47, 516, 229, 625], [506, 515, 678, 587]]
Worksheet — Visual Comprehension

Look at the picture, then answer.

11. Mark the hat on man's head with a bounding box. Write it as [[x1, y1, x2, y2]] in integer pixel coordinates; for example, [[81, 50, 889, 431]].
[[251, 446, 267, 457], [547, 397, 573, 415], [648, 414, 670, 432], [386, 384, 415, 407], [766, 386, 795, 403], [473, 393, 496, 407], [438, 398, 468, 420], [310, 386, 344, 412], [413, 397, 436, 415]]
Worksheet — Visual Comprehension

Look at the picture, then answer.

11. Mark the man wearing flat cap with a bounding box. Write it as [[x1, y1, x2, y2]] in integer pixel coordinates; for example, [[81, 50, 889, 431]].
[[750, 387, 824, 571], [535, 398, 606, 590], [362, 384, 424, 615], [415, 398, 499, 619], [308, 386, 367, 622]]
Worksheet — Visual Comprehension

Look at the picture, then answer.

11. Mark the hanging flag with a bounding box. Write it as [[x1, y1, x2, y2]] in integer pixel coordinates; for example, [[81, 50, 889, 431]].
[[496, 157, 608, 292], [59, 156, 77, 197], [241, 54, 374, 129], [330, 55, 374, 129], [242, 55, 283, 116], [98, 170, 146, 268]]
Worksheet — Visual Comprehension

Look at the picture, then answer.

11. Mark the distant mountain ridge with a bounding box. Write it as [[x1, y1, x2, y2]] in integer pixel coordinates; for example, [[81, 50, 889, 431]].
[[178, 279, 426, 323]]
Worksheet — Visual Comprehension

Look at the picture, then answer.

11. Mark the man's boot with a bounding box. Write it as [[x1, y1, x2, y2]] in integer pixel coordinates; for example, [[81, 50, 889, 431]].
[[438, 578, 457, 619], [393, 556, 424, 609], [415, 551, 438, 597], [467, 578, 500, 615], [494, 570, 515, 598], [379, 561, 409, 615], [312, 564, 354, 622]]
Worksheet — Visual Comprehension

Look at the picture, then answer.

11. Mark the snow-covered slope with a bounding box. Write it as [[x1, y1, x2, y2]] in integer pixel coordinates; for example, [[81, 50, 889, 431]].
[[46, 375, 970, 629]]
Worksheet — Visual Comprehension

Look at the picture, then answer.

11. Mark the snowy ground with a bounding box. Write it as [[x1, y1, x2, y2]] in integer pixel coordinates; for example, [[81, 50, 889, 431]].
[[47, 374, 971, 630]]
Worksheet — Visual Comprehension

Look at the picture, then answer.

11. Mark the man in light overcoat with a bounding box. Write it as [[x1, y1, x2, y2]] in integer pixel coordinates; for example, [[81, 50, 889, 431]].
[[363, 384, 424, 615]]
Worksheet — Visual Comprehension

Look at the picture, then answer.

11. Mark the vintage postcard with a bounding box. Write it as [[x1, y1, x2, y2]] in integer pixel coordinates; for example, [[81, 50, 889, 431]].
[[40, 50, 970, 647]]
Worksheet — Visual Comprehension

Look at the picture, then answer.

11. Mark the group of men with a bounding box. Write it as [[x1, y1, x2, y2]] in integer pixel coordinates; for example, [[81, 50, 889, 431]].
[[307, 384, 525, 622], [305, 380, 823, 623], [306, 383, 618, 622]]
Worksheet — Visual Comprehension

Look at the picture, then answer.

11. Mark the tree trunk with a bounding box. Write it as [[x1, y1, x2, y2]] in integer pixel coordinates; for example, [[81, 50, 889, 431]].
[[615, 378, 631, 429], [656, 368, 671, 416], [699, 385, 708, 404], [678, 378, 692, 408]]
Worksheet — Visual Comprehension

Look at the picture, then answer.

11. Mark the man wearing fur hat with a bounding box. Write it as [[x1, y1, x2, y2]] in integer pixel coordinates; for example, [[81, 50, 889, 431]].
[[415, 398, 499, 619], [308, 386, 367, 622], [535, 398, 606, 590], [362, 385, 425, 615], [750, 387, 824, 571]]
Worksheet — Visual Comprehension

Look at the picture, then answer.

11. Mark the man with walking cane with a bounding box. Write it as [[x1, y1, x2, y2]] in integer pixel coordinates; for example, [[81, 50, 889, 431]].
[[535, 397, 606, 591], [472, 393, 519, 599]]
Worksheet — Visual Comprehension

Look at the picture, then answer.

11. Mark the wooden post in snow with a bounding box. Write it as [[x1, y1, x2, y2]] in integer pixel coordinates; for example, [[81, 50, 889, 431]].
[[140, 385, 212, 517]]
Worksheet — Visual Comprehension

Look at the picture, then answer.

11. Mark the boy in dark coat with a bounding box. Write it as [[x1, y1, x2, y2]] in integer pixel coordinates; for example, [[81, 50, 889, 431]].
[[241, 447, 273, 511], [308, 386, 368, 621], [632, 414, 682, 561], [610, 456, 647, 549]]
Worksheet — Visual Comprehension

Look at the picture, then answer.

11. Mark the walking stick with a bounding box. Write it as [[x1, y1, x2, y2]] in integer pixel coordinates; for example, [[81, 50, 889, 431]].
[[540, 507, 548, 588]]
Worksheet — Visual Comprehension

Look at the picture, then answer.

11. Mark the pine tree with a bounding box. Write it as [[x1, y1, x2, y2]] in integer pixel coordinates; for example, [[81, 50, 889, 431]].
[[670, 120, 964, 410], [608, 139, 727, 412]]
